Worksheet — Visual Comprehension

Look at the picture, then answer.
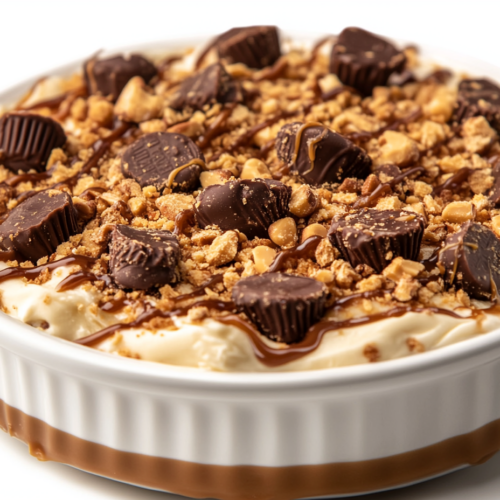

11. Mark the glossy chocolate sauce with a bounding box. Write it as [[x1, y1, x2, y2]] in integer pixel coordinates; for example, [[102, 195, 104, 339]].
[[0, 255, 97, 285], [75, 299, 236, 347], [56, 270, 101, 292], [353, 165, 425, 209], [253, 58, 288, 82], [346, 108, 423, 142], [433, 167, 472, 196], [197, 105, 236, 149], [171, 273, 224, 303], [266, 235, 323, 273], [217, 305, 475, 368]]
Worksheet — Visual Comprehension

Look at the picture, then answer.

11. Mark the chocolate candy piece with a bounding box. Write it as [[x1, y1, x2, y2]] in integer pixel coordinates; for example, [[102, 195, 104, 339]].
[[195, 179, 291, 239], [169, 63, 240, 111], [453, 79, 500, 131], [0, 112, 66, 173], [232, 273, 327, 343], [0, 190, 78, 262], [438, 222, 500, 300], [330, 27, 406, 95], [84, 54, 157, 102], [109, 225, 180, 290], [328, 209, 425, 273], [121, 132, 204, 192], [275, 122, 372, 185], [216, 26, 281, 69]]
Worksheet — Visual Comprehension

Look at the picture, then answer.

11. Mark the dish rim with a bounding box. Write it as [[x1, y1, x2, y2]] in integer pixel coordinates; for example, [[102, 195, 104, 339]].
[[1, 32, 500, 391]]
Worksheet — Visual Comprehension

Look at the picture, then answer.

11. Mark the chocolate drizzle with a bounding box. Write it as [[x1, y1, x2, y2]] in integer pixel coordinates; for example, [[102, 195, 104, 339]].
[[0, 255, 97, 285], [433, 167, 472, 196], [75, 299, 236, 347], [353, 165, 425, 208], [266, 235, 323, 273]]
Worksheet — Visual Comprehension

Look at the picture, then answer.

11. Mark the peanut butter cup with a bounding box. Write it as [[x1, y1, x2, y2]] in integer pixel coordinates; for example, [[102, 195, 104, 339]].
[[169, 63, 241, 111], [328, 209, 425, 273], [232, 273, 327, 343], [109, 225, 180, 290], [275, 122, 372, 185], [0, 190, 78, 262], [84, 54, 157, 102], [121, 132, 204, 192], [330, 27, 406, 95], [438, 222, 500, 300], [195, 179, 291, 239], [216, 26, 281, 69], [453, 79, 500, 131], [0, 112, 66, 173]]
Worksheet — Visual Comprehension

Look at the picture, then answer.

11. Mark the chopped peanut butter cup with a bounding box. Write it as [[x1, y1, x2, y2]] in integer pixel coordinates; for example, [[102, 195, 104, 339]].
[[0, 190, 78, 262], [438, 222, 500, 300], [121, 132, 204, 192], [195, 179, 291, 239], [84, 54, 157, 102], [275, 122, 372, 185], [169, 63, 241, 111], [330, 27, 406, 95], [453, 79, 500, 131], [232, 273, 327, 343], [109, 225, 180, 290], [216, 26, 281, 69], [0, 112, 66, 173], [328, 209, 425, 273]]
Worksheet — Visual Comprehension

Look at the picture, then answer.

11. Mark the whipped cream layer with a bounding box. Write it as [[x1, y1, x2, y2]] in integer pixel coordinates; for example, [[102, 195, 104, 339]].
[[0, 263, 116, 340], [1, 264, 499, 371], [95, 309, 500, 372]]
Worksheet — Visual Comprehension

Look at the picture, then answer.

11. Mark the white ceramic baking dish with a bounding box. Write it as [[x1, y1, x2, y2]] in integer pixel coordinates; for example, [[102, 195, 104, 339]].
[[1, 34, 500, 500]]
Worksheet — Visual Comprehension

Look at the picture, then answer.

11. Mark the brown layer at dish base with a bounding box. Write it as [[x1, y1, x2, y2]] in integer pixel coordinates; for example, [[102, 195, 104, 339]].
[[0, 398, 499, 500]]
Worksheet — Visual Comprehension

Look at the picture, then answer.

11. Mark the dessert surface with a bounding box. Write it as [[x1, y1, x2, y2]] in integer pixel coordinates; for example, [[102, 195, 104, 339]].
[[0, 26, 500, 371]]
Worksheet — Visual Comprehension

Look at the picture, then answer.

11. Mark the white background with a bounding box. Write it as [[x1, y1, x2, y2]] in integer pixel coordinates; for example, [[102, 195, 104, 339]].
[[1, 0, 500, 498]]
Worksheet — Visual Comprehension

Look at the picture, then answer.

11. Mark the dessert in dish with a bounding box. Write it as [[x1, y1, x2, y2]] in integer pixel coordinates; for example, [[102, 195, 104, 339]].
[[1, 26, 500, 371]]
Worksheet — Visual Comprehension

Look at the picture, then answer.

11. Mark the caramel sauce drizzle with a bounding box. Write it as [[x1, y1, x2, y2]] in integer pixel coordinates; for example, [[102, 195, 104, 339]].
[[304, 126, 328, 174], [353, 165, 425, 209], [173, 208, 196, 236], [0, 255, 97, 285], [266, 235, 323, 273], [166, 159, 206, 189], [291, 121, 325, 164]]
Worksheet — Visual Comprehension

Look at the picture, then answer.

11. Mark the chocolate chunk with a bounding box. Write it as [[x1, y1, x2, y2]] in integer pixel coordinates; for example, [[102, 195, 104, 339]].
[[453, 79, 500, 131], [195, 178, 291, 239], [109, 225, 180, 290], [438, 222, 500, 300], [232, 273, 327, 343], [169, 63, 240, 111], [121, 132, 204, 192], [216, 26, 281, 69], [328, 209, 425, 273], [0, 190, 78, 262], [0, 112, 66, 173], [329, 27, 406, 95], [275, 122, 372, 185], [84, 54, 157, 102]]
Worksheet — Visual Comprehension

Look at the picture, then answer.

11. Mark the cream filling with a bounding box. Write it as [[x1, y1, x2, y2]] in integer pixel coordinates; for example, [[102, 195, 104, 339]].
[[0, 263, 499, 371], [95, 308, 500, 372], [0, 264, 116, 340]]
